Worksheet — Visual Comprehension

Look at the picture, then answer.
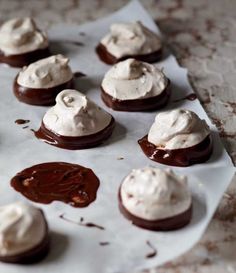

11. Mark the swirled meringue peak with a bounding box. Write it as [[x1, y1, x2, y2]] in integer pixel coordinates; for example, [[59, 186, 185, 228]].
[[43, 89, 112, 137], [0, 202, 47, 256], [101, 21, 162, 58], [0, 17, 48, 56], [120, 166, 191, 220], [17, 55, 73, 89], [148, 109, 210, 150], [102, 58, 168, 100]]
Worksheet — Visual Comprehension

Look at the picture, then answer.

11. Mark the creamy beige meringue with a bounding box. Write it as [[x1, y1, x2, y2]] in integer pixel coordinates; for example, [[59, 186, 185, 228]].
[[0, 202, 47, 256], [17, 55, 73, 89], [148, 109, 210, 150], [101, 58, 168, 100], [0, 17, 48, 56], [43, 89, 112, 137], [120, 166, 191, 221], [101, 21, 162, 59]]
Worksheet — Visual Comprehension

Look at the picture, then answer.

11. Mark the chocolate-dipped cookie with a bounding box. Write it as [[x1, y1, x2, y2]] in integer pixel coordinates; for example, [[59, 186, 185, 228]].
[[0, 18, 50, 68], [35, 89, 115, 149], [119, 166, 192, 231], [101, 58, 170, 111], [138, 109, 213, 167], [14, 55, 74, 105], [96, 21, 162, 65], [0, 202, 49, 264]]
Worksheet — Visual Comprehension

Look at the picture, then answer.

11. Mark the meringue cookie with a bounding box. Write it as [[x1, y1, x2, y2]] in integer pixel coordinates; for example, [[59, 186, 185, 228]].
[[101, 58, 168, 100], [148, 109, 210, 150], [101, 21, 162, 59], [120, 167, 191, 221], [0, 18, 48, 56], [0, 202, 47, 256], [43, 89, 112, 137], [17, 55, 73, 89]]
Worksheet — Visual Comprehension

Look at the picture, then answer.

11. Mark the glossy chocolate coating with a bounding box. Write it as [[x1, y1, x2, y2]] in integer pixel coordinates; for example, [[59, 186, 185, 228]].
[[101, 80, 171, 112], [138, 134, 213, 167], [0, 210, 49, 264], [0, 47, 50, 68], [96, 43, 162, 65], [11, 162, 100, 208], [14, 76, 74, 106], [34, 117, 115, 150], [118, 190, 192, 231]]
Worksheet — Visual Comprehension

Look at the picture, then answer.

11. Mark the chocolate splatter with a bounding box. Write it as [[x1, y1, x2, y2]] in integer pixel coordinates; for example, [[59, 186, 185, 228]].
[[146, 241, 157, 258], [15, 119, 30, 125], [59, 213, 105, 230]]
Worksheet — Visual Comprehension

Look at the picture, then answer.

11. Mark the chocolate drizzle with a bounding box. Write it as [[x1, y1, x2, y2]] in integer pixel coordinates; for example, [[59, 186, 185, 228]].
[[59, 213, 105, 230], [96, 43, 162, 65], [138, 134, 213, 167], [10, 162, 100, 208], [146, 241, 157, 258], [101, 80, 171, 112], [173, 93, 197, 102], [34, 118, 115, 150], [15, 119, 30, 125], [14, 76, 74, 106]]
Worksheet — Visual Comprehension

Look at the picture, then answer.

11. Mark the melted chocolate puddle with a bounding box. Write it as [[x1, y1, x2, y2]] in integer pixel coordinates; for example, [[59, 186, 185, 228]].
[[99, 242, 110, 246], [59, 213, 105, 230], [10, 162, 100, 208], [173, 93, 197, 102], [73, 71, 87, 78], [146, 241, 157, 258], [15, 119, 30, 125]]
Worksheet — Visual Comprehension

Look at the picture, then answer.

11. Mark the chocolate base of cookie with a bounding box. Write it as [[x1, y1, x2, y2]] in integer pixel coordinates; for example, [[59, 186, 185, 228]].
[[34, 117, 115, 150], [13, 76, 74, 106], [0, 210, 50, 264], [96, 43, 162, 65], [101, 80, 171, 112], [138, 134, 213, 167], [118, 191, 192, 231], [0, 47, 51, 68]]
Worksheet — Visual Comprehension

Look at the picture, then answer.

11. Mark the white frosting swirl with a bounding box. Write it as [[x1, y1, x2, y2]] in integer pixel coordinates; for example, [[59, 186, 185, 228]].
[[0, 202, 47, 256], [148, 109, 210, 150], [0, 17, 48, 56], [17, 55, 73, 89], [120, 167, 191, 221], [101, 21, 162, 59], [43, 89, 112, 137], [101, 58, 168, 100]]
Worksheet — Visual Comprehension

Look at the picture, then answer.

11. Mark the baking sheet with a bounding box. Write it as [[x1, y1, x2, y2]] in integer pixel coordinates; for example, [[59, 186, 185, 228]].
[[0, 1, 235, 272]]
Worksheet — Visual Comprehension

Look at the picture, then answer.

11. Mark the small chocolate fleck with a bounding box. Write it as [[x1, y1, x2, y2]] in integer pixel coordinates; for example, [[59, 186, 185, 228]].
[[117, 157, 124, 160], [22, 126, 29, 129], [99, 242, 110, 246], [79, 32, 86, 36], [146, 240, 157, 258], [73, 71, 87, 78], [15, 119, 30, 125], [173, 93, 197, 102]]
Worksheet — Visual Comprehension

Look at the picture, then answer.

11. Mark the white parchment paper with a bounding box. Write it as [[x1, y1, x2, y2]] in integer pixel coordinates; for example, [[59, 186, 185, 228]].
[[0, 1, 235, 273]]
